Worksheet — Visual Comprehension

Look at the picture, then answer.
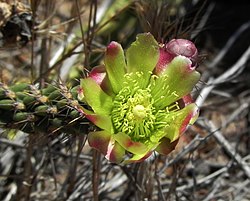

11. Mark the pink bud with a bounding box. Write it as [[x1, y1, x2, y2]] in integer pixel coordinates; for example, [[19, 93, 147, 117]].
[[154, 39, 198, 75], [165, 39, 198, 67]]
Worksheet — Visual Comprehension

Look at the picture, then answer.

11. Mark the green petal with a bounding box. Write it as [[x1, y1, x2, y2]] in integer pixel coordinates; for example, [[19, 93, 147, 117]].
[[88, 131, 125, 164], [155, 138, 178, 155], [80, 77, 113, 115], [88, 65, 114, 96], [82, 108, 113, 132], [88, 131, 111, 156], [123, 151, 152, 164], [113, 132, 148, 155], [179, 104, 199, 133], [164, 103, 198, 142], [104, 41, 126, 94], [126, 33, 159, 87], [106, 140, 125, 164], [151, 56, 200, 109]]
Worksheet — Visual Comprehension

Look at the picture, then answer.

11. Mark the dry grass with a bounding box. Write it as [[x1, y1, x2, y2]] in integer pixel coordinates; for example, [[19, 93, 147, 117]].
[[0, 0, 250, 200]]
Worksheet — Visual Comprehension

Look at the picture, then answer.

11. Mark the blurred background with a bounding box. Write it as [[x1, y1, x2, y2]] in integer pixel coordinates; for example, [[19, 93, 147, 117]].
[[0, 0, 250, 200]]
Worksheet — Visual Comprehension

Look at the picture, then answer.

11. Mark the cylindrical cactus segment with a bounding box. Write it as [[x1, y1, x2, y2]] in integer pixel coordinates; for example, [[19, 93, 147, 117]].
[[0, 82, 88, 135]]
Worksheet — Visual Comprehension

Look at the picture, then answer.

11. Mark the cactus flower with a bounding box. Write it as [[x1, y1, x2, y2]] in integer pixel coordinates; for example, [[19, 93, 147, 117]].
[[79, 33, 200, 164]]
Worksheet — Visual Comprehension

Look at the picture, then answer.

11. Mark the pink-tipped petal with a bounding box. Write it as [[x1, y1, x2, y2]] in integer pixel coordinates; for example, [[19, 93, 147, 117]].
[[178, 94, 193, 109], [88, 131, 112, 156], [155, 137, 178, 155], [88, 65, 114, 96], [165, 103, 198, 141], [124, 151, 152, 164], [181, 105, 199, 131], [152, 56, 200, 109], [82, 108, 113, 132], [105, 41, 126, 94], [105, 140, 125, 164], [89, 65, 106, 85], [178, 103, 199, 134], [181, 94, 193, 105], [179, 112, 193, 134], [114, 132, 148, 155], [80, 77, 113, 115], [154, 47, 174, 75]]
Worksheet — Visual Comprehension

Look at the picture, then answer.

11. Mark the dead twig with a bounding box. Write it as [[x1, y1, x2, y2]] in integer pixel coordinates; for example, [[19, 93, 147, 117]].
[[208, 121, 250, 179], [196, 45, 250, 108]]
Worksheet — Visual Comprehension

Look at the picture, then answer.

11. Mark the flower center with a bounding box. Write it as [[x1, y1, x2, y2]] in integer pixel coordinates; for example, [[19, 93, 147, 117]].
[[111, 72, 182, 144], [132, 105, 146, 120], [112, 85, 156, 142]]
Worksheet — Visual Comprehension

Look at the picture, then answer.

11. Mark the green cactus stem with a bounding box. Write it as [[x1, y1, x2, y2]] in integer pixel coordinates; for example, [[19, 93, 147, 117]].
[[0, 82, 88, 136]]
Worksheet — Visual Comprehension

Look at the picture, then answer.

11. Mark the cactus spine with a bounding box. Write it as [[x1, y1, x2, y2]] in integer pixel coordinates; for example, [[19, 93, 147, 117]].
[[0, 82, 88, 135]]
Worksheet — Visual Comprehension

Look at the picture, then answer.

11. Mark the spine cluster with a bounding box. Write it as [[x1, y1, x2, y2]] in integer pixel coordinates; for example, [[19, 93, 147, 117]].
[[0, 82, 87, 135]]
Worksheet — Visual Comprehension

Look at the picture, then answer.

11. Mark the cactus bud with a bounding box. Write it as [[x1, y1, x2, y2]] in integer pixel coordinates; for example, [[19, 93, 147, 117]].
[[165, 39, 198, 68]]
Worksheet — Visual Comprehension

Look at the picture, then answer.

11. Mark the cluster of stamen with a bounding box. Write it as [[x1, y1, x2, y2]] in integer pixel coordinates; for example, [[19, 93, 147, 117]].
[[112, 85, 155, 141], [111, 72, 181, 143]]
